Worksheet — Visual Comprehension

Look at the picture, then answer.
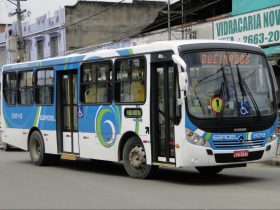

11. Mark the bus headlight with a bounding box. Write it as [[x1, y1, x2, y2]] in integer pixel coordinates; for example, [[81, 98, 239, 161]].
[[267, 132, 278, 143], [186, 129, 209, 147], [192, 136, 206, 146]]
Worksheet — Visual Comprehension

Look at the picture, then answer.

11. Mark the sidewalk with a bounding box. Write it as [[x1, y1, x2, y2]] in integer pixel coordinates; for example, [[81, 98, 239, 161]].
[[260, 142, 280, 167]]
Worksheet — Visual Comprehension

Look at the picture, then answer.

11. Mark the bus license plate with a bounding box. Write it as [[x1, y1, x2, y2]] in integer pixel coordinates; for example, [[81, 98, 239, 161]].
[[233, 150, 249, 158]]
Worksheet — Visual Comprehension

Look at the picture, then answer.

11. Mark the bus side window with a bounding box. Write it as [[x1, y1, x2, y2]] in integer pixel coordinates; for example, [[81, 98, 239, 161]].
[[3, 72, 17, 105], [35, 69, 54, 105], [81, 61, 112, 104], [115, 57, 146, 103], [18, 70, 34, 105]]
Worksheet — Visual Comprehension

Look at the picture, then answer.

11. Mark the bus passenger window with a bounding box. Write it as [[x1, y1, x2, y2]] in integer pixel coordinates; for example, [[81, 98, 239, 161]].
[[115, 57, 145, 103], [35, 69, 54, 105], [81, 61, 112, 104], [18, 71, 34, 105], [3, 72, 17, 105]]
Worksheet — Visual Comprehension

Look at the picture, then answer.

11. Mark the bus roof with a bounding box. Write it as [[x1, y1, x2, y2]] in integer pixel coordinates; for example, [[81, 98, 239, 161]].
[[2, 40, 263, 72]]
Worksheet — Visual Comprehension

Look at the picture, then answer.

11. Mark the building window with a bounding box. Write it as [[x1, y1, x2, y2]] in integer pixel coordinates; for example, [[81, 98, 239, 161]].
[[0, 47, 6, 67], [3, 72, 17, 105], [37, 40, 44, 60], [35, 69, 54, 105], [115, 57, 146, 103], [50, 36, 58, 57], [18, 71, 34, 105], [81, 61, 112, 104], [25, 40, 32, 61]]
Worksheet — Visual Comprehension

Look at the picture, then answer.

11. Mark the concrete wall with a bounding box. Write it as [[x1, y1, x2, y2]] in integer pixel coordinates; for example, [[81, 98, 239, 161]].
[[65, 1, 166, 51]]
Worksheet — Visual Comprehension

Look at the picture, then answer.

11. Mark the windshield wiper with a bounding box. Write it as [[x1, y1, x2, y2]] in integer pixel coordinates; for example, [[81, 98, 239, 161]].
[[218, 64, 228, 119]]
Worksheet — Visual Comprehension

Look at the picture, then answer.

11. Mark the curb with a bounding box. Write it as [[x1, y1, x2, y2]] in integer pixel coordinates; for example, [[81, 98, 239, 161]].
[[258, 158, 280, 167]]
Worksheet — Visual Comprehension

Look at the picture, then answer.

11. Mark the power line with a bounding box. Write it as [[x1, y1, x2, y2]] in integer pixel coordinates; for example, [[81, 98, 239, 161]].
[[63, 0, 126, 29], [59, 0, 223, 56], [40, 0, 224, 58], [95, 0, 224, 44]]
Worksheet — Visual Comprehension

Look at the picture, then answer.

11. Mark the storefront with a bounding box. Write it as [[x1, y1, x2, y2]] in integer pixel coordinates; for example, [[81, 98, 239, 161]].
[[213, 3, 280, 106]]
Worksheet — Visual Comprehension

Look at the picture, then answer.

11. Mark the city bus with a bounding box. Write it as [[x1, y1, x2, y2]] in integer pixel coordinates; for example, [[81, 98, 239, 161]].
[[1, 40, 279, 178]]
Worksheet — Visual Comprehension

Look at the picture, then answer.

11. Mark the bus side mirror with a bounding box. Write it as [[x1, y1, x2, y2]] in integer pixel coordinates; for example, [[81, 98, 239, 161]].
[[172, 54, 188, 92], [172, 54, 187, 71], [179, 72, 188, 92]]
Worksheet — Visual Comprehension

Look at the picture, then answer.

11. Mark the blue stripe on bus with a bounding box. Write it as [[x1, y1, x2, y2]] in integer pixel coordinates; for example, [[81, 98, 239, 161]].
[[2, 55, 85, 71]]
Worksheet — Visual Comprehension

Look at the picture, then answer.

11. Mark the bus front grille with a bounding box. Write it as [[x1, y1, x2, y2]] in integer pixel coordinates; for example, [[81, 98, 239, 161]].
[[212, 139, 265, 149]]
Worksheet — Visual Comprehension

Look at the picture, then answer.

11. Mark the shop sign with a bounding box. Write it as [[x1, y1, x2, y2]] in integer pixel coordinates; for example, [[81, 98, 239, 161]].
[[214, 6, 280, 46]]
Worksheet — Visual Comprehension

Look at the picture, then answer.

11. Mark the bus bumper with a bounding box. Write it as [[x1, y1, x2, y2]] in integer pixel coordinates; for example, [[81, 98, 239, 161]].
[[179, 139, 278, 168]]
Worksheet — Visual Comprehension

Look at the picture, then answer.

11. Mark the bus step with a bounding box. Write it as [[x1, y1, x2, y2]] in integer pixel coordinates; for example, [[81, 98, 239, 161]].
[[152, 162, 175, 167], [61, 153, 77, 161]]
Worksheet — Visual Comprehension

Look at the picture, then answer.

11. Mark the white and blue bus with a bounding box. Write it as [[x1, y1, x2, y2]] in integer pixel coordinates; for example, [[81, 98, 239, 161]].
[[1, 40, 279, 178]]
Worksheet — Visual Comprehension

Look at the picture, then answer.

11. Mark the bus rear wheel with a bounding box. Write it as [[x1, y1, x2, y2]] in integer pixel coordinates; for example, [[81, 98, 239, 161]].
[[196, 166, 223, 175], [29, 131, 60, 166], [123, 137, 156, 179]]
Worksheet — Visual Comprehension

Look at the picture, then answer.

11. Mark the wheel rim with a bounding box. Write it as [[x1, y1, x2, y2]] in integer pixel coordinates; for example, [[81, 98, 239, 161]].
[[128, 145, 146, 170], [30, 138, 41, 161]]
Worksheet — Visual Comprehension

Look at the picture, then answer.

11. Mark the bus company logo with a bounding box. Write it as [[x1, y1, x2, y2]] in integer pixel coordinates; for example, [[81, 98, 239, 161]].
[[239, 135, 244, 142], [213, 134, 243, 141], [95, 105, 122, 148], [39, 115, 55, 122]]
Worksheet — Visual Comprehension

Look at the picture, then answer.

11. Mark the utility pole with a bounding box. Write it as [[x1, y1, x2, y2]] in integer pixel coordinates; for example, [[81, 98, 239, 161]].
[[7, 0, 27, 62], [167, 0, 171, 40], [181, 0, 184, 39]]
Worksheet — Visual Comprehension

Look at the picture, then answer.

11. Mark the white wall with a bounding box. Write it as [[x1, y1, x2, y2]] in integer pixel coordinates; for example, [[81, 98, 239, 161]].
[[131, 21, 214, 45]]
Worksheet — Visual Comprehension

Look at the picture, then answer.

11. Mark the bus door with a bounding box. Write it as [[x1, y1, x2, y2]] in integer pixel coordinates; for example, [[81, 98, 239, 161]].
[[151, 52, 179, 164], [56, 70, 79, 154]]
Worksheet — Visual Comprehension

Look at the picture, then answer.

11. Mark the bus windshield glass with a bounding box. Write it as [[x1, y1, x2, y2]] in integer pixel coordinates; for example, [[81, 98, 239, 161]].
[[182, 51, 276, 119]]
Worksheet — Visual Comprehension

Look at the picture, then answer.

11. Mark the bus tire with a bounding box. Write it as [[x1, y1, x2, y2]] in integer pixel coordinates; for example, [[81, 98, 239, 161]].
[[29, 131, 60, 166], [3, 143, 12, 151], [196, 166, 223, 175], [123, 137, 156, 179]]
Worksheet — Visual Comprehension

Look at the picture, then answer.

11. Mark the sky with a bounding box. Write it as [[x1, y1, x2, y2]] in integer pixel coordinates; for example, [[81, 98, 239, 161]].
[[0, 0, 173, 24]]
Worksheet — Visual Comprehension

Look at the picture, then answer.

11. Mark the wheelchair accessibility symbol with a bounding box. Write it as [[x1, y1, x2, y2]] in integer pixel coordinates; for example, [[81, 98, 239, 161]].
[[78, 106, 84, 118], [238, 102, 250, 116]]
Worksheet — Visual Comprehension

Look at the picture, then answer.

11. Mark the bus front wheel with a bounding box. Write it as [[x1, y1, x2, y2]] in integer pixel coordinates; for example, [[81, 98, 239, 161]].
[[123, 137, 156, 179], [29, 131, 60, 166], [196, 166, 223, 175]]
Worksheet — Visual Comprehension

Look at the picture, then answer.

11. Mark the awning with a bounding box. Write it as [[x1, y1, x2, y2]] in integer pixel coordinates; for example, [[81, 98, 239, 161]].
[[263, 45, 280, 56]]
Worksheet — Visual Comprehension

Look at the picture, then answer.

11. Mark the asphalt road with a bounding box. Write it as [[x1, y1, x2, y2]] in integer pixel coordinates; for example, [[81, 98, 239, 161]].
[[0, 149, 280, 209]]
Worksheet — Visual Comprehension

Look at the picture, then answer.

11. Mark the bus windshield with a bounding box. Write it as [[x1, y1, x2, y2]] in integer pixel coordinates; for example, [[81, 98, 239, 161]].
[[182, 51, 276, 119]]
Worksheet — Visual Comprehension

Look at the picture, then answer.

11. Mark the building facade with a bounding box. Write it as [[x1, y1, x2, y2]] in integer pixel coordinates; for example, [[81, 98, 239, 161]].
[[0, 0, 165, 68]]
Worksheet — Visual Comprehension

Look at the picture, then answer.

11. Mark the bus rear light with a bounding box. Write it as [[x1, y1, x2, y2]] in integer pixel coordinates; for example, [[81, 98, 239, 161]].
[[175, 144, 180, 149], [143, 140, 150, 144]]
